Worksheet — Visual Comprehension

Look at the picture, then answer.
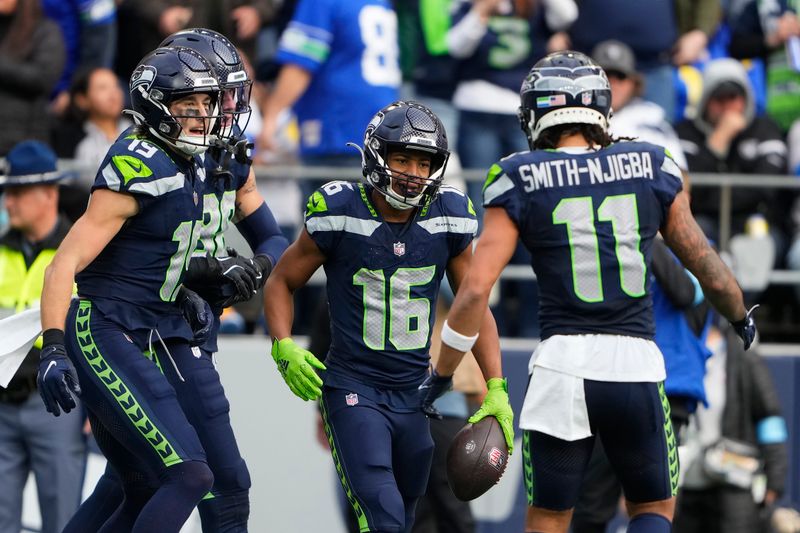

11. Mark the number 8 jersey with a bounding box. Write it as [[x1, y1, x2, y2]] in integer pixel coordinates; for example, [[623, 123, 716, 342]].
[[76, 132, 206, 339], [306, 182, 477, 389], [483, 141, 684, 340]]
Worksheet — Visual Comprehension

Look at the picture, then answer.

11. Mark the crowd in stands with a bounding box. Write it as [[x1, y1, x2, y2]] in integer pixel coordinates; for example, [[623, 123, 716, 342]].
[[1, 0, 800, 341]]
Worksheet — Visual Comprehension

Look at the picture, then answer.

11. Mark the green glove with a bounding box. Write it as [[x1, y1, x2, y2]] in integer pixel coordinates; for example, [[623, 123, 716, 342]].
[[271, 338, 326, 401], [469, 377, 515, 454]]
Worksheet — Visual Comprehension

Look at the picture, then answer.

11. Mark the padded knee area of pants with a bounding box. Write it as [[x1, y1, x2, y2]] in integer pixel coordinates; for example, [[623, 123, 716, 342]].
[[212, 458, 251, 493], [163, 461, 214, 498], [359, 482, 405, 533]]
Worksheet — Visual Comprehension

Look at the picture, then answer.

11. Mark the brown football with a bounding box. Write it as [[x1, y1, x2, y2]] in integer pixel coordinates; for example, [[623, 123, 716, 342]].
[[446, 417, 509, 501]]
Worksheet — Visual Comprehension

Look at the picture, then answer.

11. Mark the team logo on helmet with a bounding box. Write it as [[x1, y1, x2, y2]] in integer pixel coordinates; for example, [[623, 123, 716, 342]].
[[130, 65, 157, 92]]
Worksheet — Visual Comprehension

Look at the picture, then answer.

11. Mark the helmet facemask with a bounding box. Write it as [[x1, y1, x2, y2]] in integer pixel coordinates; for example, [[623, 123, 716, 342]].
[[215, 72, 253, 143], [128, 47, 224, 157], [366, 139, 448, 210], [147, 88, 223, 156], [357, 101, 450, 211]]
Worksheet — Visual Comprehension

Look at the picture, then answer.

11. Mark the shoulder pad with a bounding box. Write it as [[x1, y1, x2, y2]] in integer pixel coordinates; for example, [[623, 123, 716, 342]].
[[304, 180, 363, 219], [431, 185, 476, 219], [96, 136, 185, 196]]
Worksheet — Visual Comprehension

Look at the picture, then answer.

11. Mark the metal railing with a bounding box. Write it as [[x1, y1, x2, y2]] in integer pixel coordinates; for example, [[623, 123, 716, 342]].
[[54, 160, 800, 285]]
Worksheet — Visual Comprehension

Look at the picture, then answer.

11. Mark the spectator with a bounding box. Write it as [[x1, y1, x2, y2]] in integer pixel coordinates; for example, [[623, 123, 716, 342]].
[[592, 39, 689, 170], [116, 0, 275, 82], [673, 0, 721, 65], [52, 67, 132, 172], [726, 0, 800, 132], [396, 0, 460, 158], [258, 0, 399, 170], [0, 140, 86, 533], [42, 0, 117, 117], [673, 321, 789, 533], [675, 58, 788, 242], [448, 0, 574, 173], [563, 0, 680, 119], [0, 0, 66, 155]]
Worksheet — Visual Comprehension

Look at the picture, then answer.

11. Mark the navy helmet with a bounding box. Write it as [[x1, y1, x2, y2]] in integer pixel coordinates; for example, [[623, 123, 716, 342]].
[[160, 28, 252, 137], [129, 46, 222, 156], [518, 51, 612, 148], [360, 101, 449, 210]]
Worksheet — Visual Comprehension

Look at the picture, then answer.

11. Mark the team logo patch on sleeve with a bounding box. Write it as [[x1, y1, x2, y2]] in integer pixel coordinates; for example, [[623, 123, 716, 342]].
[[345, 393, 359, 406]]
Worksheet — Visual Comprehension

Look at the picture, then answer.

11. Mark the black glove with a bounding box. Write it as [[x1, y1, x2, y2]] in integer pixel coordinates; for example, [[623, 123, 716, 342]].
[[176, 286, 214, 346], [186, 253, 259, 306], [418, 369, 453, 419], [252, 254, 273, 289], [37, 329, 81, 416], [731, 304, 759, 351]]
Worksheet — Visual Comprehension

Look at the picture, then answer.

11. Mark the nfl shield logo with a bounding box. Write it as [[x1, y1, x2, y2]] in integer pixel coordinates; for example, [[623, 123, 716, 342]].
[[488, 447, 505, 471], [393, 242, 405, 256], [581, 92, 592, 106], [345, 393, 359, 406]]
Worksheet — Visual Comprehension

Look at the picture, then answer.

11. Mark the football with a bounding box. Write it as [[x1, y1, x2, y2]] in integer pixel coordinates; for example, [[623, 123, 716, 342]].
[[446, 416, 509, 501]]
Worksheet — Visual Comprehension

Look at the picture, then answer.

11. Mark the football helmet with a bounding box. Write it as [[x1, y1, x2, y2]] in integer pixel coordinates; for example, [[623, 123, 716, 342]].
[[129, 46, 222, 156], [518, 51, 612, 148], [159, 28, 252, 139], [360, 101, 449, 210]]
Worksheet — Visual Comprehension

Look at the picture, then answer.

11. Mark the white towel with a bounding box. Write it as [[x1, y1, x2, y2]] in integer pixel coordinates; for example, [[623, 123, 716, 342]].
[[519, 366, 592, 442], [0, 307, 43, 388]]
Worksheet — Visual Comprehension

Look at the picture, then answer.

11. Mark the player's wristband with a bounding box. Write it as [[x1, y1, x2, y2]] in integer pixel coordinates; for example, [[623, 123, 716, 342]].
[[42, 328, 65, 348], [441, 320, 479, 353]]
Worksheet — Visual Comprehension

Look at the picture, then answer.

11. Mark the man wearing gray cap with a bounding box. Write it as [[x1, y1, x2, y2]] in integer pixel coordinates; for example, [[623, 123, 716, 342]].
[[0, 140, 85, 533], [592, 39, 688, 171]]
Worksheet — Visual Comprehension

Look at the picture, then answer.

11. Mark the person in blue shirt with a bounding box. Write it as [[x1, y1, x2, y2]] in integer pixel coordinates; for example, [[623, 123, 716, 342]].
[[42, 0, 116, 114], [36, 46, 224, 533], [258, 0, 400, 167], [264, 101, 513, 533], [429, 51, 757, 533], [58, 28, 290, 533]]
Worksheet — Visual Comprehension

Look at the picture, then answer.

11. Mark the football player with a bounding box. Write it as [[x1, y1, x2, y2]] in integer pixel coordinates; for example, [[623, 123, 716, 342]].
[[61, 29, 290, 533], [264, 101, 512, 533], [37, 47, 223, 532], [430, 51, 757, 533]]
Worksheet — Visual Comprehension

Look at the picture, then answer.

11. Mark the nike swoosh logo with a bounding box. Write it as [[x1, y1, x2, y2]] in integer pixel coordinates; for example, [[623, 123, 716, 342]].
[[127, 160, 143, 173], [43, 360, 57, 380]]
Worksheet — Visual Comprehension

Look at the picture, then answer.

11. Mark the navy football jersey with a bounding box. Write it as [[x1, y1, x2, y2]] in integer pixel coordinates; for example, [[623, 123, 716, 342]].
[[483, 142, 684, 340], [187, 144, 251, 352], [306, 182, 477, 389], [76, 132, 206, 339]]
